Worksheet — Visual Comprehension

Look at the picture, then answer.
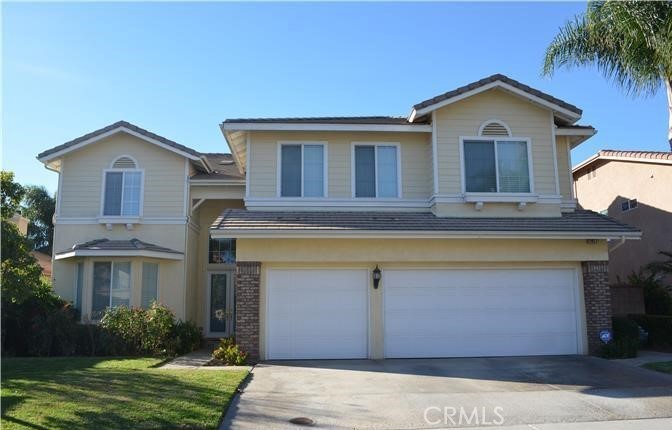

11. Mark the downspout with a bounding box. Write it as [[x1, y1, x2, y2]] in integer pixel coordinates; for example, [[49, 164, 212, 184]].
[[608, 236, 627, 253]]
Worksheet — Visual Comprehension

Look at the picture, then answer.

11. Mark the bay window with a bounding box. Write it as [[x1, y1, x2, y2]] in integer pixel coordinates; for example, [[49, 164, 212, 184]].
[[141, 262, 158, 308], [354, 144, 399, 198], [279, 143, 325, 197], [463, 139, 531, 193], [91, 261, 131, 319]]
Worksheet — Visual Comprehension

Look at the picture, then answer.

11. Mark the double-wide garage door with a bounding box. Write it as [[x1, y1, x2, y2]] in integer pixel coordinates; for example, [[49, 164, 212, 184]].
[[266, 268, 579, 360]]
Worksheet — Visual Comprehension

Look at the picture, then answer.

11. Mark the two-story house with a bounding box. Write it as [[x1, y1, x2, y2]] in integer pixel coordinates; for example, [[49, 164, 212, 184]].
[[38, 74, 639, 361]]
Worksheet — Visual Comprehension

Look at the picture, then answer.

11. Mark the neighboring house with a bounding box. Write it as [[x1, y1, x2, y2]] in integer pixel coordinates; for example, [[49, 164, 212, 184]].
[[38, 74, 639, 361], [573, 150, 672, 284], [7, 213, 53, 277]]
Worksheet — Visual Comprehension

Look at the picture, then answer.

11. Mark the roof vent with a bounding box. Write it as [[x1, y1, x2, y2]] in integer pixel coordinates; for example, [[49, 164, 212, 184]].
[[479, 121, 511, 137], [112, 156, 137, 169]]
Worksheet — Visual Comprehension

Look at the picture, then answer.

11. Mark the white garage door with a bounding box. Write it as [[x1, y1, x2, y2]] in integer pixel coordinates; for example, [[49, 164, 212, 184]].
[[384, 268, 580, 358], [267, 269, 368, 359]]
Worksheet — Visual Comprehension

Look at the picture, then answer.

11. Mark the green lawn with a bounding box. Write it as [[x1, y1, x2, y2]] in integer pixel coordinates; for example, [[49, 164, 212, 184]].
[[643, 360, 672, 375], [1, 357, 248, 430]]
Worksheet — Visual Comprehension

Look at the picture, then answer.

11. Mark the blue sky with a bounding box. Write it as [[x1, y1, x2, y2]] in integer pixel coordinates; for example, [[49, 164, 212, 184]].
[[3, 1, 669, 194]]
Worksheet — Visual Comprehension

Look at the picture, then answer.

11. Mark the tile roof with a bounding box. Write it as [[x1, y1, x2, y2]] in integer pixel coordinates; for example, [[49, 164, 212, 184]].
[[37, 120, 202, 160], [222, 116, 427, 125], [412, 74, 582, 116], [193, 153, 245, 181], [211, 209, 639, 236], [56, 238, 183, 256], [598, 149, 672, 161]]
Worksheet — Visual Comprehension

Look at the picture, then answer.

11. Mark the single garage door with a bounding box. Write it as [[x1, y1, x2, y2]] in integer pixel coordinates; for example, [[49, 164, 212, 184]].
[[384, 268, 580, 358], [267, 269, 368, 359]]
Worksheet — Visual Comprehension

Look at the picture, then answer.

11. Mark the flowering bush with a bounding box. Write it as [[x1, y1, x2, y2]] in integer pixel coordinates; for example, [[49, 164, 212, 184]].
[[212, 337, 247, 365]]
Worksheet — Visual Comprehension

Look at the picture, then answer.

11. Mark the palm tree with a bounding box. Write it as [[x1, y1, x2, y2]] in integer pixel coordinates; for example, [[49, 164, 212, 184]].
[[543, 1, 672, 149]]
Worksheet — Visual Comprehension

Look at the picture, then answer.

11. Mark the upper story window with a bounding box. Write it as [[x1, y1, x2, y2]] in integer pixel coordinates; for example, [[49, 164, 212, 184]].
[[462, 138, 532, 193], [209, 237, 236, 264], [621, 198, 638, 212], [103, 156, 143, 216], [353, 144, 400, 198], [279, 143, 326, 197]]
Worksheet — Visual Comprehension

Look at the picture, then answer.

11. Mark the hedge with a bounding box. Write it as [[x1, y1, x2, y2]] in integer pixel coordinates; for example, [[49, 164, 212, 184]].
[[629, 314, 672, 349]]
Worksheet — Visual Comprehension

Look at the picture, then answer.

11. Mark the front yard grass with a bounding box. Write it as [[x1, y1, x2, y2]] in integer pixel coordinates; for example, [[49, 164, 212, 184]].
[[1, 356, 248, 430], [643, 360, 672, 375]]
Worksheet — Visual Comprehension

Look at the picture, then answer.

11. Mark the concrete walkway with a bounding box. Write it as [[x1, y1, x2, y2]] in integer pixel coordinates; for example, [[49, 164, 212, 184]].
[[160, 349, 251, 371], [613, 350, 672, 367]]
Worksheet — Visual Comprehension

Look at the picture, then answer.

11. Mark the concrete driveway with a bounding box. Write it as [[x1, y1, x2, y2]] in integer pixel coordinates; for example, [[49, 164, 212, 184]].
[[222, 356, 672, 429]]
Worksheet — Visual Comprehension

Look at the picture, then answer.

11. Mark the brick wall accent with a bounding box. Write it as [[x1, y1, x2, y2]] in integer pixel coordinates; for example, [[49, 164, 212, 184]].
[[235, 261, 261, 361], [582, 261, 612, 354]]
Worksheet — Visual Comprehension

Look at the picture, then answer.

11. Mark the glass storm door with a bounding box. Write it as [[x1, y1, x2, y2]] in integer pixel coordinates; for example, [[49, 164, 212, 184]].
[[208, 272, 233, 337]]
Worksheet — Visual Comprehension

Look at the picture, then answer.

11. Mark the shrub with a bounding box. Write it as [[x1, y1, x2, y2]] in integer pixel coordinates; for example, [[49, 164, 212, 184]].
[[599, 338, 639, 359], [598, 316, 642, 359], [629, 314, 672, 349], [627, 271, 672, 316], [100, 303, 198, 356], [212, 337, 247, 365], [171, 320, 203, 355]]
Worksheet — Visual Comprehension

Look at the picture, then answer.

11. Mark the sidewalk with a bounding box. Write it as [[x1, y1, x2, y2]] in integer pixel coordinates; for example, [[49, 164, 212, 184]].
[[613, 350, 672, 367], [468, 417, 672, 430], [159, 349, 251, 371]]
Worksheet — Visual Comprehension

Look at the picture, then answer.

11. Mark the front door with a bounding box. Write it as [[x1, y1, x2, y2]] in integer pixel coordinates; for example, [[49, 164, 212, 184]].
[[207, 271, 234, 337]]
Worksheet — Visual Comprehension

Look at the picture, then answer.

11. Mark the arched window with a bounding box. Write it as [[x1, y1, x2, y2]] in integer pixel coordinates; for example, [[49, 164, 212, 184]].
[[103, 156, 143, 217], [478, 120, 511, 137]]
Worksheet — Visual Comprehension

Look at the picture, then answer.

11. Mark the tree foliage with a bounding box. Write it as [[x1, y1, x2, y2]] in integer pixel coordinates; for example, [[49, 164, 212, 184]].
[[543, 1, 672, 144], [22, 185, 56, 253], [1, 171, 25, 220]]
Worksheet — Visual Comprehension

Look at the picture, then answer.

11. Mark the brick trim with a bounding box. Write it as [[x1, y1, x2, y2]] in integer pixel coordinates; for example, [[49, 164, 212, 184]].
[[235, 261, 261, 361], [582, 261, 611, 354]]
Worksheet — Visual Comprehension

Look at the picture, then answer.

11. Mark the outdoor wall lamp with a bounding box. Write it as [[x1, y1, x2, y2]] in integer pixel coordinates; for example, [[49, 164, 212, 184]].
[[372, 265, 382, 289]]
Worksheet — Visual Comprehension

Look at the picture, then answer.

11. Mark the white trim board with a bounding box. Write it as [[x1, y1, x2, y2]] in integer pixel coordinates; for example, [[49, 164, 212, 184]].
[[211, 229, 641, 240], [222, 122, 432, 133], [410, 80, 582, 124], [55, 249, 184, 260], [38, 126, 204, 164]]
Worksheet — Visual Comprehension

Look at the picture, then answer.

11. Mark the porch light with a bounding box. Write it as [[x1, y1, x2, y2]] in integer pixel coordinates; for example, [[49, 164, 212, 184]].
[[372, 265, 382, 289]]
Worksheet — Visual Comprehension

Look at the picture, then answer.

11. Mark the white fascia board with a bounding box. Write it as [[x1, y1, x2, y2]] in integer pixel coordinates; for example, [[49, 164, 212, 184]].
[[220, 126, 247, 175], [221, 122, 432, 133], [412, 81, 582, 123], [210, 229, 641, 240], [556, 127, 596, 136], [38, 126, 202, 165], [55, 249, 184, 260]]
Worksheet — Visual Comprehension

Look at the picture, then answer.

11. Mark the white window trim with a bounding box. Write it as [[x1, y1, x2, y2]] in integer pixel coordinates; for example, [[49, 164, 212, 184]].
[[99, 168, 145, 219], [276, 141, 328, 198], [351, 142, 402, 199], [477, 118, 512, 137], [92, 261, 132, 318], [459, 136, 535, 195], [109, 154, 139, 169]]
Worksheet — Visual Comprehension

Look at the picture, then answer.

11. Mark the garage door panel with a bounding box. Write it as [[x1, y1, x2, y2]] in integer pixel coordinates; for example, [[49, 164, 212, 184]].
[[389, 333, 578, 358], [384, 268, 579, 358], [267, 269, 368, 360]]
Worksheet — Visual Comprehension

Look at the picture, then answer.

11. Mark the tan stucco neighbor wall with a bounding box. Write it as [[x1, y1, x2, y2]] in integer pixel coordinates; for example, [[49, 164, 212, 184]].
[[574, 160, 672, 283]]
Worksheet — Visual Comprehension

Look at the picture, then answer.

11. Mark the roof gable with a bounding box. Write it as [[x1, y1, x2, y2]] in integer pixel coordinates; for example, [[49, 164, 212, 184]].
[[409, 74, 582, 125], [37, 121, 208, 169]]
